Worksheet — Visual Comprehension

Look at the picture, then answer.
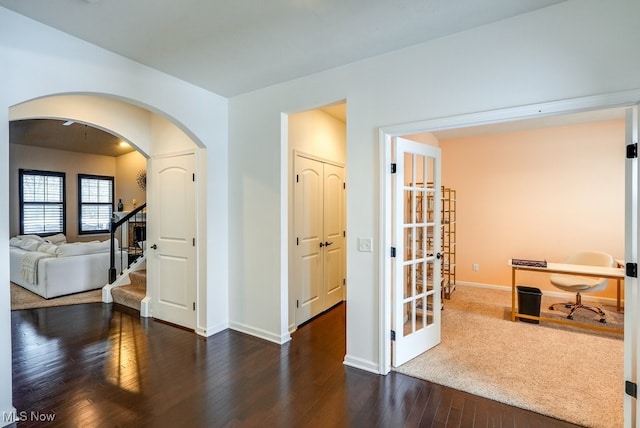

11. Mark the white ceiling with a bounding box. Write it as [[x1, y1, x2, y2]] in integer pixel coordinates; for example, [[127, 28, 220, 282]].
[[0, 0, 565, 97]]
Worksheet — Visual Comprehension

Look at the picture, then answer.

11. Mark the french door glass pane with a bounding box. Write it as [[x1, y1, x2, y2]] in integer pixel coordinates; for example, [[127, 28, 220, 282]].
[[400, 150, 439, 337]]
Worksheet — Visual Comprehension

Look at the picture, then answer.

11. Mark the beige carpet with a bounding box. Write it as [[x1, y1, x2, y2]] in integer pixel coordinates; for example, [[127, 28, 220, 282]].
[[394, 285, 623, 428], [10, 282, 102, 310]]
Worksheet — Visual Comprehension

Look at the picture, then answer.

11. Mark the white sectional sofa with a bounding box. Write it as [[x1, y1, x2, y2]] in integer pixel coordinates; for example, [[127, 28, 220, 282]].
[[10, 234, 118, 299]]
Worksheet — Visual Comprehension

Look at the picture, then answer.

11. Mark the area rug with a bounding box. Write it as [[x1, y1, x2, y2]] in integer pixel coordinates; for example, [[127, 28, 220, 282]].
[[10, 282, 102, 310], [394, 285, 623, 428]]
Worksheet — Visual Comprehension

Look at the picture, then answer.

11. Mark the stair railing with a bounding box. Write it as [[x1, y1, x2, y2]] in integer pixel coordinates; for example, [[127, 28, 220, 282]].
[[109, 203, 147, 284]]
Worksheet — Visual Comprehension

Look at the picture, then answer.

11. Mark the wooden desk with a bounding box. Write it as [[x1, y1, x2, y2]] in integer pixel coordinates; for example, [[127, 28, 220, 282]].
[[509, 260, 625, 334]]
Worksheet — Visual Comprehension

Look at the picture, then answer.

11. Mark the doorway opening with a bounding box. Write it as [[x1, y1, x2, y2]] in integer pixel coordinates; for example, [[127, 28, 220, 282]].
[[381, 93, 640, 424], [9, 117, 149, 309], [8, 94, 203, 333], [287, 101, 347, 332]]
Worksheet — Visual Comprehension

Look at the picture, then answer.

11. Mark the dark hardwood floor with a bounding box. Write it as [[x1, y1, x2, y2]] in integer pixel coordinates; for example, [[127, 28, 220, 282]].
[[9, 302, 580, 427]]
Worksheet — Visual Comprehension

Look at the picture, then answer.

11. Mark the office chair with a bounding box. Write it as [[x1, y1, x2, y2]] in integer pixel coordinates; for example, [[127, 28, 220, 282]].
[[548, 251, 614, 324]]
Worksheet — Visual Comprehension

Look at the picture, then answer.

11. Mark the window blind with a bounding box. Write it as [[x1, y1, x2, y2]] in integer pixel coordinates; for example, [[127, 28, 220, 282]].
[[79, 175, 114, 234], [20, 170, 65, 235]]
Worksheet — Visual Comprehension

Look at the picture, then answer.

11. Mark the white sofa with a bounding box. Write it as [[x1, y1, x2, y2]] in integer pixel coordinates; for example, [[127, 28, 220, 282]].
[[10, 234, 119, 299]]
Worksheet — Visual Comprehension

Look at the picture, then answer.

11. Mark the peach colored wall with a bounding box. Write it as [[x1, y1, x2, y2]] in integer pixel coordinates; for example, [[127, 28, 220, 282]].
[[115, 151, 147, 212], [439, 119, 625, 298], [405, 132, 440, 147]]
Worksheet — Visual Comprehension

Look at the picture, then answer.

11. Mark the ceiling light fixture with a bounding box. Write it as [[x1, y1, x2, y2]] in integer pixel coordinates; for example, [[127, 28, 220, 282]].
[[62, 120, 74, 126]]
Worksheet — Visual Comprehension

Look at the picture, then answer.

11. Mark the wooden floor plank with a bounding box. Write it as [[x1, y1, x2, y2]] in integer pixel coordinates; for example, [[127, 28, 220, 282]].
[[10, 302, 581, 427]]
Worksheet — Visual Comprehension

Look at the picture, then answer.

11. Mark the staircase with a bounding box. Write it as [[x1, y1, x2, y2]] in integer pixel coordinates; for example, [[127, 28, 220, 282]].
[[111, 270, 146, 312]]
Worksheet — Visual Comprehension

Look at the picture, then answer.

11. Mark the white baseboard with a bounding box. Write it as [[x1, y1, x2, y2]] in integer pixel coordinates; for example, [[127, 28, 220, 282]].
[[343, 355, 380, 374], [229, 321, 292, 345], [140, 296, 152, 317], [454, 281, 619, 306], [196, 321, 230, 337], [101, 287, 113, 303]]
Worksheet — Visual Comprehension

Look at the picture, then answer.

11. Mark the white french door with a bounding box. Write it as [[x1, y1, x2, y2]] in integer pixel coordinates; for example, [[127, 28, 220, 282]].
[[392, 137, 442, 367], [625, 104, 639, 425], [294, 155, 345, 325]]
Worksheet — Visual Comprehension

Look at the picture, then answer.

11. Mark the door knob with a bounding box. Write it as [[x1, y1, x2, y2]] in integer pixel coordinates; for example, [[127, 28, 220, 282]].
[[319, 242, 324, 248], [324, 241, 333, 247], [151, 244, 158, 250]]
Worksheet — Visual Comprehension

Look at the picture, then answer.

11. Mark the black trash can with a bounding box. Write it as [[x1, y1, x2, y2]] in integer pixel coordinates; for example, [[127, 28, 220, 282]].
[[516, 286, 542, 324]]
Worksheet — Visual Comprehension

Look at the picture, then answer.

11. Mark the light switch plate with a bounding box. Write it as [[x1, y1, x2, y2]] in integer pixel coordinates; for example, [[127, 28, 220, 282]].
[[358, 237, 373, 252]]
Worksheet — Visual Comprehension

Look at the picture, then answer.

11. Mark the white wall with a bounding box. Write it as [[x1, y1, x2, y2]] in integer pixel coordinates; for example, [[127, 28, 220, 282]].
[[3, 0, 640, 421], [0, 7, 228, 421], [228, 0, 640, 373]]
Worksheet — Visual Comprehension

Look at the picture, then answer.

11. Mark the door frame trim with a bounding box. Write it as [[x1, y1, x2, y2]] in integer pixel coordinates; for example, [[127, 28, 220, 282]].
[[379, 89, 640, 375], [295, 149, 345, 168]]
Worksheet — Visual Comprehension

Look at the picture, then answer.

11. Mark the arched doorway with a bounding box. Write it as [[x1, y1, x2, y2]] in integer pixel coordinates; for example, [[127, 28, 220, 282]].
[[9, 94, 203, 331]]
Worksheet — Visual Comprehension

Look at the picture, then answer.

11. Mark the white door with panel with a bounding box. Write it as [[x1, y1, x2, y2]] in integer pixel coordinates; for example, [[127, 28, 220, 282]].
[[392, 137, 442, 367], [149, 152, 197, 329], [294, 155, 345, 325]]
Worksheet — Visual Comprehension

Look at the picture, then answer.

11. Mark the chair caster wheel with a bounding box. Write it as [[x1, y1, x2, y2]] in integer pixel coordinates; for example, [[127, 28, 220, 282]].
[[567, 315, 573, 320], [599, 319, 606, 324]]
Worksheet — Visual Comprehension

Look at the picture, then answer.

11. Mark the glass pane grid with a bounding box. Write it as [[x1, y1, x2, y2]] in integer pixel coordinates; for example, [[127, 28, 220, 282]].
[[21, 171, 65, 234], [81, 178, 113, 203], [79, 176, 113, 233], [23, 174, 63, 203], [398, 150, 439, 339]]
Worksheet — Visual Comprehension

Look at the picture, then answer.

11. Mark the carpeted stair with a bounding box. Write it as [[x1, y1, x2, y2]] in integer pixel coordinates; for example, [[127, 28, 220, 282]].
[[111, 269, 146, 312]]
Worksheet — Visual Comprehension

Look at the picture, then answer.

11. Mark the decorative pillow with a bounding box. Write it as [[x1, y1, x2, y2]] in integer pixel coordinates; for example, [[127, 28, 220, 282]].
[[18, 238, 42, 251], [57, 240, 112, 257], [9, 237, 22, 247], [17, 234, 45, 242], [37, 242, 59, 255], [45, 233, 67, 245]]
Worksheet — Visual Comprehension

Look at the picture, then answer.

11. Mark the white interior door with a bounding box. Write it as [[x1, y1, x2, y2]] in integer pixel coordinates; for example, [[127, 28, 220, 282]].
[[322, 163, 345, 309], [625, 105, 639, 426], [295, 156, 324, 323], [294, 155, 345, 325], [392, 137, 442, 367], [149, 152, 197, 329]]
